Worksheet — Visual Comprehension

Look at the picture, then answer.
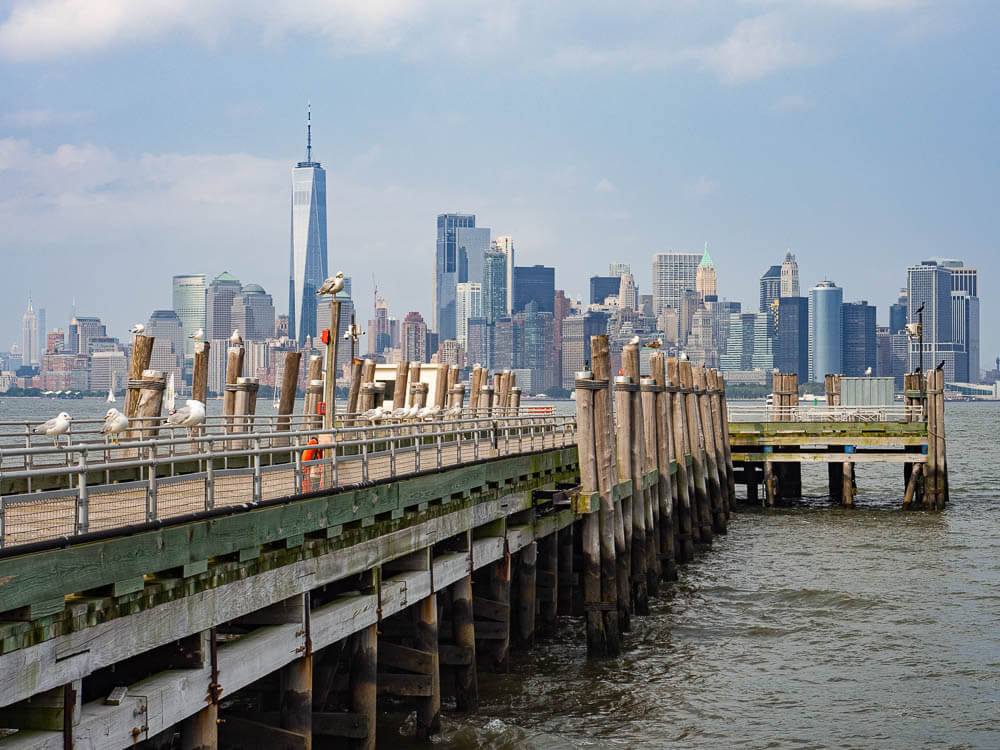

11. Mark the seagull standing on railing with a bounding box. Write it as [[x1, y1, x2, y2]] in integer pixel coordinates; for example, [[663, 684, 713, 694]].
[[101, 408, 129, 445], [167, 399, 206, 438], [34, 412, 72, 446]]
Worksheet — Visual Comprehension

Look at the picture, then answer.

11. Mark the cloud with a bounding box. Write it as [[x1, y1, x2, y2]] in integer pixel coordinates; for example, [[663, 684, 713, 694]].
[[3, 109, 97, 127], [594, 177, 618, 193], [686, 177, 719, 197], [683, 13, 821, 83]]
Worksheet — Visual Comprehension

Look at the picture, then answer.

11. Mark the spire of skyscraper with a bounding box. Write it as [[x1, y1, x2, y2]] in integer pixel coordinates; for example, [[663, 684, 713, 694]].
[[306, 100, 312, 164]]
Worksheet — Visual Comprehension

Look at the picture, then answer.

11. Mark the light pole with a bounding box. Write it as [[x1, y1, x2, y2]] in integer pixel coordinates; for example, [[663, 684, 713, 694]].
[[317, 272, 345, 430]]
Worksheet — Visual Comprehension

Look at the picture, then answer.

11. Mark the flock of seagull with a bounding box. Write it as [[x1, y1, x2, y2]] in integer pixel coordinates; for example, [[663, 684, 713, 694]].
[[33, 399, 207, 447], [356, 403, 465, 426]]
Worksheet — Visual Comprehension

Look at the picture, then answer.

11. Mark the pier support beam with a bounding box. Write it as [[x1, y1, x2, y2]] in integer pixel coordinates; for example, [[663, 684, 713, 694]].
[[350, 625, 377, 750], [514, 542, 537, 648], [557, 523, 575, 616], [182, 704, 218, 750], [414, 595, 441, 740], [667, 358, 696, 560], [450, 575, 478, 711], [537, 532, 559, 633], [841, 462, 856, 507]]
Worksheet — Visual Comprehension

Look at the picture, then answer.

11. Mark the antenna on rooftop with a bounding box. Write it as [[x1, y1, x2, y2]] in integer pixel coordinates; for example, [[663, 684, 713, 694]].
[[306, 101, 312, 163]]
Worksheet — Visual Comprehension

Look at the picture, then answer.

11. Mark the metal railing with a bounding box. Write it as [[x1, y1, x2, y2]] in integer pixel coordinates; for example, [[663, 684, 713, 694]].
[[726, 404, 924, 423], [0, 413, 576, 550]]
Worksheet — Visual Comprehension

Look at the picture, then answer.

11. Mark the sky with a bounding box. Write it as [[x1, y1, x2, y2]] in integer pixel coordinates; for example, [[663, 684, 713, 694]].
[[1, 0, 997, 372]]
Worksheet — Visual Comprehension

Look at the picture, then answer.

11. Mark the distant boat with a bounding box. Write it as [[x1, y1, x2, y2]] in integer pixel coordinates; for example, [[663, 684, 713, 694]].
[[107, 386, 116, 403], [165, 374, 176, 413]]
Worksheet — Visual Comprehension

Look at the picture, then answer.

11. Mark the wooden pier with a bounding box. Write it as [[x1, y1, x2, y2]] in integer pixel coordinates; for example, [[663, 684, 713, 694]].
[[0, 336, 947, 748]]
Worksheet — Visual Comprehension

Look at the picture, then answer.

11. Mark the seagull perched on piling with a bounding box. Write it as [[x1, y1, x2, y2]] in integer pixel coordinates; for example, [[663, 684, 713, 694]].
[[230, 329, 243, 347], [167, 399, 206, 437], [629, 335, 640, 345], [128, 324, 145, 334], [317, 272, 345, 296], [864, 366, 873, 376], [678, 351, 689, 361], [101, 408, 129, 444], [34, 412, 72, 446], [189, 328, 204, 341]]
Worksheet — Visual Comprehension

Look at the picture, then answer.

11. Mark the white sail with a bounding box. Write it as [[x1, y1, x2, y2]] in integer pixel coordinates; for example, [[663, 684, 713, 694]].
[[107, 386, 115, 403], [165, 373, 176, 413]]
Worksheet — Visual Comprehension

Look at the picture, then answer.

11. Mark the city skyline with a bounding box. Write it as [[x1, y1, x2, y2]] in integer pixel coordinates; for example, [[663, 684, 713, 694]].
[[1, 2, 998, 364]]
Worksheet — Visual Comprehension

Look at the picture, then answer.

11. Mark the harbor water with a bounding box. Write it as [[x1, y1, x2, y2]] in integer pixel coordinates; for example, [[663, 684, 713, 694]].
[[1, 398, 997, 749]]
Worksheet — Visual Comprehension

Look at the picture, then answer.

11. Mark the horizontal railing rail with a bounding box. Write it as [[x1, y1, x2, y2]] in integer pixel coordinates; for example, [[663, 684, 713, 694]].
[[0, 414, 577, 551], [726, 404, 924, 423]]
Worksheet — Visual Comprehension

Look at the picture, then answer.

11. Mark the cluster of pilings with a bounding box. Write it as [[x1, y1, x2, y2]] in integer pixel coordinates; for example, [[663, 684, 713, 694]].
[[904, 368, 949, 510], [574, 336, 736, 656]]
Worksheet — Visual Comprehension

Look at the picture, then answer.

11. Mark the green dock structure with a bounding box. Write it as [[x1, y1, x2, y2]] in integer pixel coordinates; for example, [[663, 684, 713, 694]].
[[0, 337, 946, 748]]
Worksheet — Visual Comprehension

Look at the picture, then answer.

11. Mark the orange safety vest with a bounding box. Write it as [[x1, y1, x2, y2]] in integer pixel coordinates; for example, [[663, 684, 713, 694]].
[[302, 439, 323, 492]]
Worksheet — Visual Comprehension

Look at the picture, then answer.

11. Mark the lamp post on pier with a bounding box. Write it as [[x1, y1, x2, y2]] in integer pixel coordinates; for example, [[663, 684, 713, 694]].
[[318, 272, 346, 430]]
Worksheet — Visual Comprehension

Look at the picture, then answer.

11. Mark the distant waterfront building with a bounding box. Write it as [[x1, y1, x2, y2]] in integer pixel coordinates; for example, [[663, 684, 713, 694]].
[[841, 301, 877, 377], [230, 284, 275, 342], [290, 105, 328, 345], [589, 276, 620, 305], [808, 280, 843, 382], [172, 274, 206, 359], [774, 297, 809, 379], [368, 298, 397, 356], [552, 290, 571, 389], [493, 235, 516, 315], [617, 273, 638, 312], [21, 297, 39, 367], [560, 310, 609, 390], [435, 214, 491, 341], [951, 291, 979, 383], [455, 283, 483, 350], [513, 301, 555, 393], [780, 251, 800, 298], [67, 316, 106, 356], [512, 265, 555, 315], [695, 246, 717, 301], [91, 351, 128, 393], [906, 259, 965, 381], [146, 310, 184, 386], [483, 249, 508, 325], [491, 317, 514, 370], [759, 264, 782, 313], [608, 263, 630, 277], [206, 271, 242, 340], [401, 312, 428, 363], [889, 288, 908, 334], [465, 318, 488, 368], [46, 330, 64, 354], [652, 252, 700, 315], [720, 313, 773, 373]]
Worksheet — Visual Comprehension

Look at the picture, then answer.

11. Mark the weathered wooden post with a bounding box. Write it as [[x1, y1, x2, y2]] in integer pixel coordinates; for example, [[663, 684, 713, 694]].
[[303, 379, 323, 432], [557, 523, 575, 616], [393, 361, 410, 410], [510, 386, 521, 414], [666, 357, 696, 559], [708, 369, 734, 510], [448, 385, 466, 409], [450, 573, 478, 711], [407, 362, 422, 407], [716, 369, 737, 506], [591, 335, 622, 655], [480, 385, 494, 415], [192, 341, 210, 406], [181, 701, 217, 750], [613, 374, 634, 631], [359, 383, 377, 412], [279, 608, 312, 747], [648, 353, 679, 577], [537, 531, 559, 632], [934, 368, 949, 508], [825, 373, 844, 500], [233, 376, 259, 449], [414, 593, 441, 739], [468, 365, 482, 414], [448, 364, 460, 390], [134, 369, 166, 440], [433, 363, 449, 409], [411, 382, 428, 409], [346, 359, 364, 416], [622, 343, 651, 612], [694, 365, 726, 532], [479, 558, 511, 672], [222, 344, 245, 421], [350, 624, 377, 750], [515, 542, 537, 647], [276, 351, 301, 439], [679, 361, 713, 543], [124, 334, 155, 419]]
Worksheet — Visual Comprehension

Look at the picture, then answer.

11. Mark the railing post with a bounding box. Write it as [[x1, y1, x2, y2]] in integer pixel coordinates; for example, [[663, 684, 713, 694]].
[[253, 437, 262, 503], [206, 439, 215, 510], [76, 450, 89, 535], [147, 446, 157, 522], [362, 432, 370, 482]]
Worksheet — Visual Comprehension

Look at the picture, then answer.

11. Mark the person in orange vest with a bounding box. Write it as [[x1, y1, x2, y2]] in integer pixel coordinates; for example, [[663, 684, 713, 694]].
[[302, 438, 323, 492]]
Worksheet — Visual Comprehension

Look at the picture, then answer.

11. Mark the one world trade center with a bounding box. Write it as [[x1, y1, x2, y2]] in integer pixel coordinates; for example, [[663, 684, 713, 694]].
[[289, 104, 328, 345]]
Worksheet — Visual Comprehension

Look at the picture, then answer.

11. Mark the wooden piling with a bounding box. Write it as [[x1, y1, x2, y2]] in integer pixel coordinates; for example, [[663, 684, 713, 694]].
[[515, 543, 537, 647], [680, 361, 713, 543], [537, 532, 558, 631], [411, 382, 428, 409], [902, 462, 923, 510], [708, 369, 734, 512], [180, 703, 218, 750], [349, 624, 377, 750], [450, 575, 478, 711], [666, 357, 696, 559], [407, 363, 422, 407], [480, 559, 511, 672], [591, 336, 622, 655], [825, 373, 842, 500], [934, 368, 949, 508], [393, 361, 410, 410], [233, 377, 259, 448], [448, 365, 460, 390], [279, 654, 312, 747], [433, 363, 449, 409], [639, 376, 662, 594], [694, 366, 726, 533], [613, 375, 635, 630], [192, 341, 211, 406], [648, 353, 679, 577], [222, 345, 245, 420], [510, 386, 521, 414], [622, 343, 650, 613], [276, 351, 301, 437], [346, 359, 363, 416], [557, 523, 575, 616], [359, 383, 376, 412], [716, 370, 737, 507], [414, 594, 441, 739], [468, 366, 482, 413], [480, 385, 494, 415], [134, 369, 166, 439], [124, 334, 155, 419], [303, 379, 323, 431]]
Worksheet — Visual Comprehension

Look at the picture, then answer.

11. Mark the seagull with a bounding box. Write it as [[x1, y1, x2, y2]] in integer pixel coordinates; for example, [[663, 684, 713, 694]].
[[629, 335, 640, 345], [230, 329, 243, 346], [864, 366, 873, 376], [644, 338, 663, 349], [678, 351, 689, 361], [188, 328, 204, 341], [317, 272, 345, 296], [129, 324, 145, 334], [360, 408, 383, 425], [35, 412, 72, 446], [936, 360, 945, 371], [101, 408, 129, 444], [167, 399, 206, 437]]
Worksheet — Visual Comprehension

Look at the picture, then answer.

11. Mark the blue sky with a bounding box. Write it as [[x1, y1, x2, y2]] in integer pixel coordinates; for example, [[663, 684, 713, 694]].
[[1, 0, 997, 373]]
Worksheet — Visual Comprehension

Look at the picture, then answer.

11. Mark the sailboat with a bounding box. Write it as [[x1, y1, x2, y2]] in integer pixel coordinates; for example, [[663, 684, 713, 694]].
[[107, 386, 115, 403], [165, 373, 176, 414]]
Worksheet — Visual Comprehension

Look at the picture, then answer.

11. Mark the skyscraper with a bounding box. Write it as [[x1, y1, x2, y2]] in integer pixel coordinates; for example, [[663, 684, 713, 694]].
[[780, 251, 800, 298], [617, 273, 638, 311], [483, 249, 508, 325], [774, 296, 809, 378], [841, 301, 877, 377], [290, 105, 328, 345], [512, 265, 555, 315], [608, 263, 630, 277], [435, 214, 491, 341], [494, 235, 516, 315], [652, 252, 700, 315], [401, 312, 428, 363], [808, 280, 843, 382], [759, 265, 782, 313], [21, 297, 39, 367], [889, 288, 907, 334], [206, 272, 242, 340], [172, 274, 206, 359], [455, 282, 483, 350], [906, 260, 959, 379], [230, 284, 276, 341], [589, 276, 620, 305], [146, 310, 184, 386], [695, 245, 716, 300]]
